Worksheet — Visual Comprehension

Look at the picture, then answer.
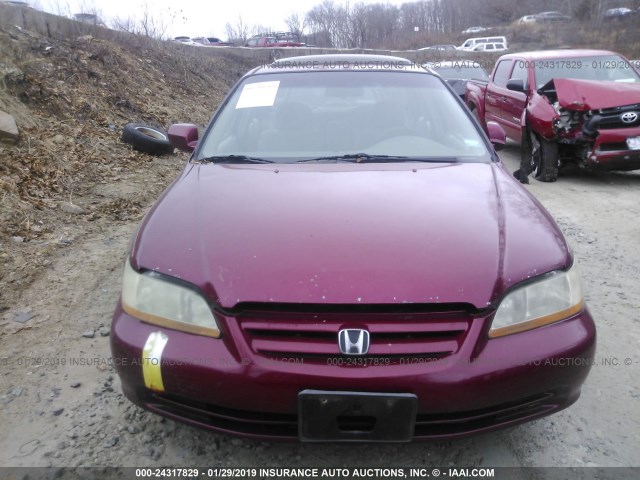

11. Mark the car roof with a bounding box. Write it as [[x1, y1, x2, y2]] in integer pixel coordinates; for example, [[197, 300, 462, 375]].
[[250, 54, 423, 76], [498, 49, 620, 60]]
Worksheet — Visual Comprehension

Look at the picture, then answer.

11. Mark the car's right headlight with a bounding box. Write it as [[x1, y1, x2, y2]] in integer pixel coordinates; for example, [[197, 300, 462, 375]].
[[121, 260, 221, 338], [489, 264, 584, 338]]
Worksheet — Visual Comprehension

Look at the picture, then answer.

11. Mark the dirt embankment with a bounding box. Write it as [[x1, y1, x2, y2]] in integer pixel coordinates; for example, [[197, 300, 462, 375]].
[[0, 3, 258, 315]]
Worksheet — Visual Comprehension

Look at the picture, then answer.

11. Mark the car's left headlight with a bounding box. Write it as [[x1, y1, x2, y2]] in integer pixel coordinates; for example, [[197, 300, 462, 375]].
[[489, 264, 584, 338], [121, 260, 221, 338]]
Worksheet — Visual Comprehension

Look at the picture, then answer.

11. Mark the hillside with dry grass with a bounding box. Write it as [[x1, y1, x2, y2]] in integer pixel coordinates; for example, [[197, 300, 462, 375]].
[[0, 4, 253, 237], [493, 19, 640, 57], [0, 3, 260, 311]]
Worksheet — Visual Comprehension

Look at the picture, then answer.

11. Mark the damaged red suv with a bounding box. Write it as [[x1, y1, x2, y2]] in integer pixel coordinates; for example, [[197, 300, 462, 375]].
[[111, 55, 596, 442]]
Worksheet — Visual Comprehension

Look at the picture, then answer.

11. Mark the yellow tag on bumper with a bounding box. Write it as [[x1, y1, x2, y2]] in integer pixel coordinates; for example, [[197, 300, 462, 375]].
[[142, 331, 168, 392]]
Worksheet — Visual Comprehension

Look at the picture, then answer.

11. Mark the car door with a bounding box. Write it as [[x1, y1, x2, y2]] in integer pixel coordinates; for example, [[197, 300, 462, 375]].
[[485, 59, 514, 127], [501, 59, 529, 142]]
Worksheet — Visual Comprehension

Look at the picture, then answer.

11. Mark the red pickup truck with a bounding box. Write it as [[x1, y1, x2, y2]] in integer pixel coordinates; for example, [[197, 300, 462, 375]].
[[465, 50, 640, 182]]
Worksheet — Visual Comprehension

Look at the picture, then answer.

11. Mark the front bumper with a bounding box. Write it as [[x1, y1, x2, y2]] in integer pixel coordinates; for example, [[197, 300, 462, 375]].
[[111, 303, 596, 441], [585, 127, 640, 170]]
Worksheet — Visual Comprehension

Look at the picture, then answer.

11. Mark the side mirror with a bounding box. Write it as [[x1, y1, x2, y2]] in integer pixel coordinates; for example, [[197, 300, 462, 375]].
[[486, 121, 506, 151], [167, 123, 199, 153], [506, 78, 525, 93]]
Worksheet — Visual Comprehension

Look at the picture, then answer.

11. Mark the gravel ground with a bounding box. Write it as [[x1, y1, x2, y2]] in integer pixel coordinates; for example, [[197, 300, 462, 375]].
[[1, 144, 639, 473]]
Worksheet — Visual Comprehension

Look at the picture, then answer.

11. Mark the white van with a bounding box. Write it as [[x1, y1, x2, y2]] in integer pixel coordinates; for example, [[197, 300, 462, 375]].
[[458, 36, 508, 51], [471, 42, 508, 52]]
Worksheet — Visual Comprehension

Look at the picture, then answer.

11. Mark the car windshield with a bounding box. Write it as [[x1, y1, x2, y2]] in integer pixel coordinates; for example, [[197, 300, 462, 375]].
[[197, 70, 490, 163], [534, 55, 640, 89], [436, 64, 489, 80]]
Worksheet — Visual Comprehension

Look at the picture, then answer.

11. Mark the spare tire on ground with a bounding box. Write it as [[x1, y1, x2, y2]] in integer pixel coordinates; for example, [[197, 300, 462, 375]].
[[121, 123, 174, 155]]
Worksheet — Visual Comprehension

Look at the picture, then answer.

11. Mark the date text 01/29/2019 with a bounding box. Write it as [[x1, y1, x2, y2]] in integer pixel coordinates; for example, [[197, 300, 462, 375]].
[[133, 467, 497, 478]]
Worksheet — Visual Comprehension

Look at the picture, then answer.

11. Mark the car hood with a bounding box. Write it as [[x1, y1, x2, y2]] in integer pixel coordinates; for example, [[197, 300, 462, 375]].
[[131, 162, 569, 309], [541, 78, 640, 111]]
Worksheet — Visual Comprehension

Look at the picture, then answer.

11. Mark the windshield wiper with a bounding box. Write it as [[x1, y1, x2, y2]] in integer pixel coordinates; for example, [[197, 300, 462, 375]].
[[298, 153, 408, 163], [197, 155, 275, 164], [298, 153, 462, 163]]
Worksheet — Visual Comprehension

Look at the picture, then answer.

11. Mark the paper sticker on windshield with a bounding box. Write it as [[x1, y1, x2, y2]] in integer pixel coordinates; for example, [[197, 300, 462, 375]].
[[235, 81, 280, 109]]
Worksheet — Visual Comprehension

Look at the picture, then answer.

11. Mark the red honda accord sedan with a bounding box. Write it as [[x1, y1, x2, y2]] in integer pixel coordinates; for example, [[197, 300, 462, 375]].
[[111, 55, 596, 442]]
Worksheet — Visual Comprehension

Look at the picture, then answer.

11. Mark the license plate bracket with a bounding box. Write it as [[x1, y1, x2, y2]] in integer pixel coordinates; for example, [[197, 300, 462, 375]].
[[298, 390, 417, 442]]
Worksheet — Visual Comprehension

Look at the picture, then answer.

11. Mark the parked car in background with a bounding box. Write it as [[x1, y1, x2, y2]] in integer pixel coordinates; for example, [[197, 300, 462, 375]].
[[111, 53, 596, 443], [516, 15, 537, 24], [534, 11, 571, 22], [245, 36, 278, 47], [458, 36, 508, 51], [191, 37, 234, 47], [603, 8, 634, 19], [462, 26, 489, 34], [274, 31, 305, 45], [207, 37, 234, 46], [192, 37, 212, 46], [466, 49, 640, 182], [246, 32, 305, 47], [173, 36, 200, 46], [419, 44, 457, 51], [425, 60, 490, 99], [471, 42, 507, 52]]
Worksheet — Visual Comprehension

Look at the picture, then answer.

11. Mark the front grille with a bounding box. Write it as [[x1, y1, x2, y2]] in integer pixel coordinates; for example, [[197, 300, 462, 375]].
[[237, 306, 474, 364], [591, 104, 640, 130]]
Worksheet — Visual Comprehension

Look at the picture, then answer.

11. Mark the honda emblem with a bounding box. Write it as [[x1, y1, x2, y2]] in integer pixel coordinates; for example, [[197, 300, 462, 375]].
[[338, 329, 370, 355]]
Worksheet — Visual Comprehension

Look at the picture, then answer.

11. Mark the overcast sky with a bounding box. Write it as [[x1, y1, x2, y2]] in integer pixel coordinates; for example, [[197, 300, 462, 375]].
[[37, 0, 409, 40]]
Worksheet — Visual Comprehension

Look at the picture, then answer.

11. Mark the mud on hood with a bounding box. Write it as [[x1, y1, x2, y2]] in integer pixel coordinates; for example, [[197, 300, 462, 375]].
[[538, 78, 640, 111]]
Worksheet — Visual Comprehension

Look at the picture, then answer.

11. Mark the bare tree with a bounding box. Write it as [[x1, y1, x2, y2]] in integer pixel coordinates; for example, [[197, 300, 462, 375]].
[[306, 1, 340, 47], [252, 24, 273, 36], [300, 0, 629, 49], [111, 3, 178, 39], [285, 12, 306, 35], [225, 15, 250, 45]]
